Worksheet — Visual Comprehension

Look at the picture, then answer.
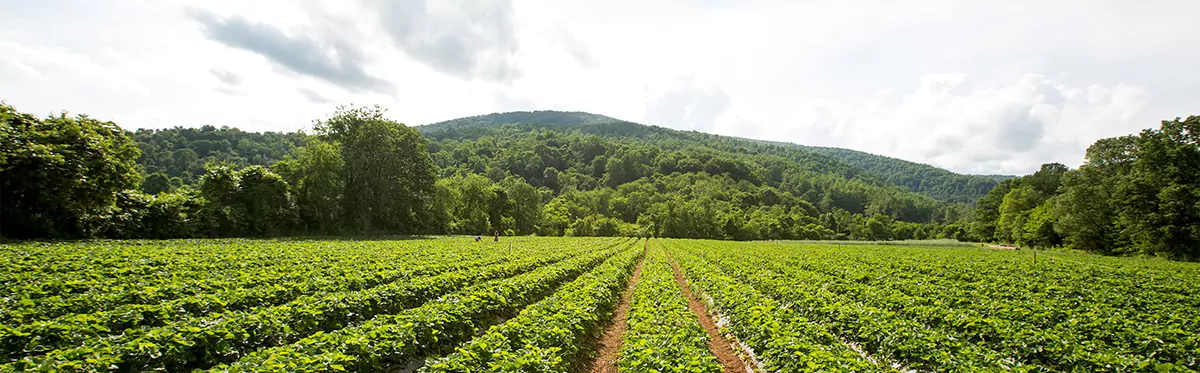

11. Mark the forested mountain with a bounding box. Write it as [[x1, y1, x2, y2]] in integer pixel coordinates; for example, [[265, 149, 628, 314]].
[[4, 104, 977, 241], [729, 141, 1003, 203], [791, 146, 1001, 203], [131, 110, 995, 207], [416, 113, 976, 239], [420, 110, 998, 204], [130, 126, 306, 191], [419, 111, 619, 133], [977, 174, 1017, 183], [9, 102, 1193, 258]]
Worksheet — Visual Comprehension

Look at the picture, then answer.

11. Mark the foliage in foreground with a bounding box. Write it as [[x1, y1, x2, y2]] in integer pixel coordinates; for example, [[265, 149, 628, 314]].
[[669, 239, 1200, 372], [617, 245, 720, 373], [1, 237, 1198, 372]]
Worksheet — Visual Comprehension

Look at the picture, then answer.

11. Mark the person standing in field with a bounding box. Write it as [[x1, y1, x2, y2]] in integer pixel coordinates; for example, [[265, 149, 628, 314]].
[[494, 231, 499, 242]]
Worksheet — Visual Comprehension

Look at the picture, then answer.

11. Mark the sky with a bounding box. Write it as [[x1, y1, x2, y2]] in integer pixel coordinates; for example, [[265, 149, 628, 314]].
[[2, 0, 1197, 175]]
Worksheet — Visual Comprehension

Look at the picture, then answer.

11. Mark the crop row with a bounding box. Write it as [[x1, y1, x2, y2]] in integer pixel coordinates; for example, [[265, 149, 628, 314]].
[[421, 243, 645, 372], [0, 240, 382, 305], [672, 240, 1200, 372], [3, 238, 625, 372], [617, 244, 720, 373], [202, 239, 636, 373], [1, 240, 496, 326], [0, 240, 301, 284], [0, 240, 530, 360], [785, 247, 1199, 370], [689, 243, 1014, 371], [6, 239, 620, 371], [661, 240, 886, 372]]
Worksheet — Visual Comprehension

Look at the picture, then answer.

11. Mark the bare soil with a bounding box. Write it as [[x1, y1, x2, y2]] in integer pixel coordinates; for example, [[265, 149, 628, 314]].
[[583, 252, 646, 373], [667, 256, 756, 373]]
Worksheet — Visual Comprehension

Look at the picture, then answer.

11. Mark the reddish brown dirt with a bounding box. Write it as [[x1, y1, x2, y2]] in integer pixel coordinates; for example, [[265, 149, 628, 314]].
[[585, 252, 646, 373], [667, 256, 755, 373]]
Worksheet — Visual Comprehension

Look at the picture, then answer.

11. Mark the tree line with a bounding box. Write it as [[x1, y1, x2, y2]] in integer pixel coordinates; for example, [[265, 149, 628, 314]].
[[791, 145, 1001, 204], [2, 104, 437, 238], [969, 116, 1199, 260], [419, 119, 973, 240], [2, 103, 969, 241], [3, 101, 1195, 260]]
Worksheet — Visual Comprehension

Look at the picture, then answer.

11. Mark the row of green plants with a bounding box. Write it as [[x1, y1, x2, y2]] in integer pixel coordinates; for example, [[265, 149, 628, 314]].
[[689, 241, 1019, 371], [420, 244, 644, 372], [1, 240, 497, 327], [617, 244, 721, 373], [675, 240, 1200, 372], [3, 238, 622, 371], [787, 245, 1200, 370], [661, 240, 885, 372], [203, 240, 636, 373]]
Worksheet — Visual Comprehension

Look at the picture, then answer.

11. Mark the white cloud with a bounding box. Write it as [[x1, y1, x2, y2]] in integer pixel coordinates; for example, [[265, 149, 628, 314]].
[[714, 73, 1151, 174], [372, 0, 523, 83], [644, 76, 731, 132]]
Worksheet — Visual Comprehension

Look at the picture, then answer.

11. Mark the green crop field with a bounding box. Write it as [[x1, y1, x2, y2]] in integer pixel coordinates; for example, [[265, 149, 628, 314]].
[[1, 237, 1197, 372]]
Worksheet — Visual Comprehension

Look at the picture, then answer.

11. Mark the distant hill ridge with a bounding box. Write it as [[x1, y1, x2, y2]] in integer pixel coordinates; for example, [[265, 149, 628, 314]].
[[417, 110, 1005, 203], [418, 111, 621, 132]]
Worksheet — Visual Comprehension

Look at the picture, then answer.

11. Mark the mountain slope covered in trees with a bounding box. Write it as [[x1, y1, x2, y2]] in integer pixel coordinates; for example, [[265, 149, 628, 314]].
[[416, 113, 975, 239], [4, 104, 979, 241], [418, 110, 999, 204], [788, 145, 1003, 203], [129, 110, 998, 206], [418, 111, 619, 133], [9, 102, 1194, 259], [131, 126, 306, 191]]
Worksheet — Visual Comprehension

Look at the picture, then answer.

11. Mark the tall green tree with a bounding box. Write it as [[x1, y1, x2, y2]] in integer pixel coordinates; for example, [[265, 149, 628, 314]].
[[235, 165, 295, 236], [435, 174, 495, 234], [996, 186, 1044, 244], [865, 215, 892, 241], [500, 177, 541, 234], [1, 103, 141, 238], [1052, 145, 1127, 253], [1020, 202, 1060, 249], [274, 140, 344, 233], [141, 172, 174, 194], [1111, 117, 1200, 258], [315, 106, 438, 233], [198, 163, 243, 236], [970, 180, 1011, 242]]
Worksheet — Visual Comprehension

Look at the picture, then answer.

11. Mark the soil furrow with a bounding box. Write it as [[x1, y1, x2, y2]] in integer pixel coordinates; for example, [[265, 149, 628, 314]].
[[583, 245, 647, 373], [667, 255, 758, 373]]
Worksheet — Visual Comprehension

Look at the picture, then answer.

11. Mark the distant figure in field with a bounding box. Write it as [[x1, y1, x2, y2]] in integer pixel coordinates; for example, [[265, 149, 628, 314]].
[[494, 232, 499, 242]]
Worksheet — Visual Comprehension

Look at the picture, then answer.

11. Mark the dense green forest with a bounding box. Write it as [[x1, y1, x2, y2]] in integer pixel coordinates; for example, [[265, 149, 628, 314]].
[[417, 116, 974, 239], [132, 126, 306, 189], [2, 102, 1196, 259], [969, 116, 1200, 260], [787, 145, 1001, 203]]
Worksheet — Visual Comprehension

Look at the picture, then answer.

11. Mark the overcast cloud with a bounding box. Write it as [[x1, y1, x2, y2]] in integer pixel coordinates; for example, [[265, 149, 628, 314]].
[[1, 0, 1197, 175], [188, 7, 391, 93]]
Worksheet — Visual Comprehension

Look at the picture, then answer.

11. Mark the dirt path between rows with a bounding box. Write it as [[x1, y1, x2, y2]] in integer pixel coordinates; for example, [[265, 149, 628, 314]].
[[666, 256, 759, 373], [583, 250, 646, 373]]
